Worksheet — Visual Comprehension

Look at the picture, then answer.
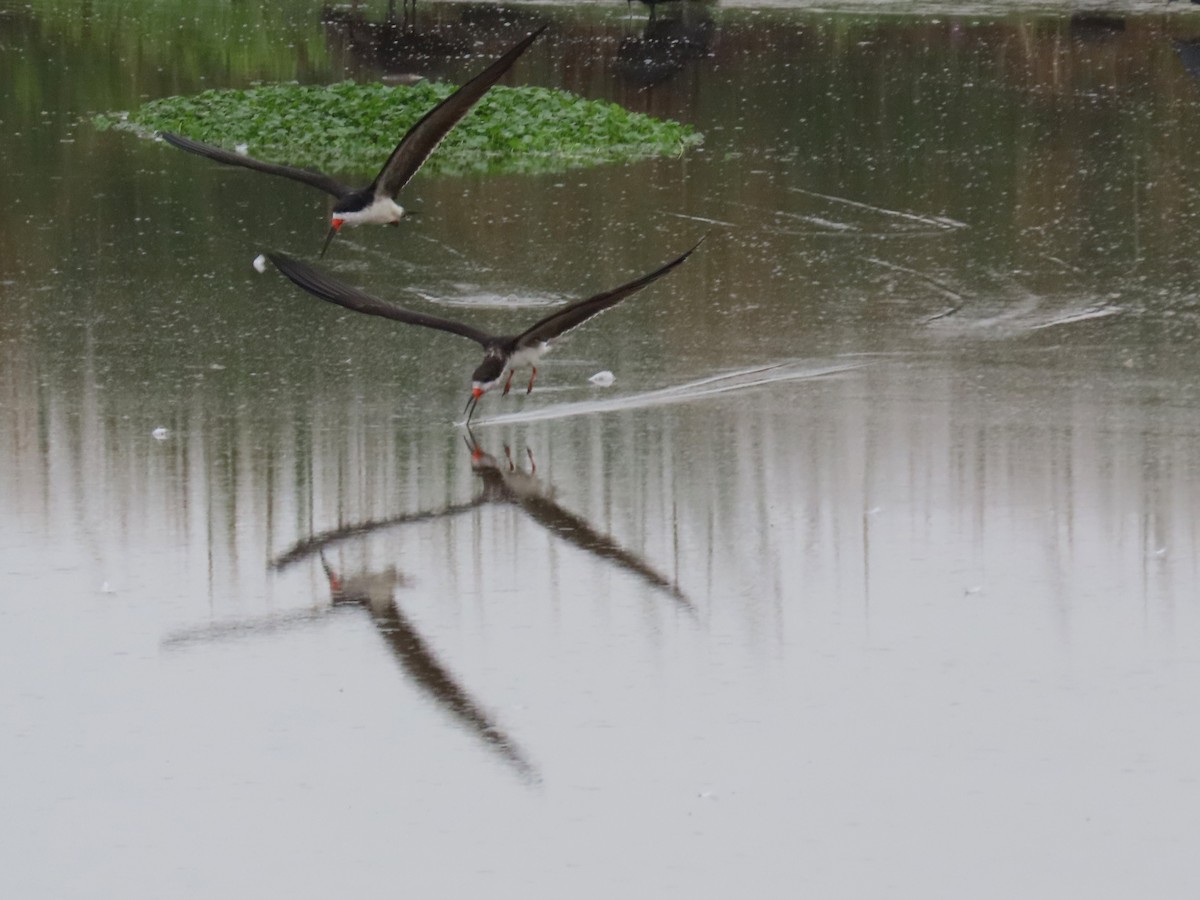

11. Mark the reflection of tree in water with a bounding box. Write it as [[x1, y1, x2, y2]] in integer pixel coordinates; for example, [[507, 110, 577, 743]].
[[1174, 38, 1200, 86], [614, 0, 714, 88], [1066, 13, 1125, 42], [320, 1, 543, 81]]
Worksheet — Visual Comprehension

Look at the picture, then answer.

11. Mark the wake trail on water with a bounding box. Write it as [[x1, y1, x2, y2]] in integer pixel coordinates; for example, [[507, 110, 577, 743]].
[[465, 361, 865, 426]]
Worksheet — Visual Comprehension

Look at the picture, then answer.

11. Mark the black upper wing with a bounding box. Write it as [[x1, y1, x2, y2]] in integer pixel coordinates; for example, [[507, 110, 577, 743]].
[[158, 131, 352, 198], [370, 25, 547, 199], [267, 253, 494, 346], [516, 236, 705, 347]]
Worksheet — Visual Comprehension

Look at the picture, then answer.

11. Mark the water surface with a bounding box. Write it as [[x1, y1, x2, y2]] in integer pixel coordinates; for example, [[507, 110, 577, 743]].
[[4, 1, 1200, 896]]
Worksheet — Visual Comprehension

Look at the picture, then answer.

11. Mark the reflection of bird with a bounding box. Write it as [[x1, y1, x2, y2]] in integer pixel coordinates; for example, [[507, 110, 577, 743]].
[[464, 430, 694, 613], [158, 25, 545, 256], [318, 552, 538, 780], [269, 431, 693, 612], [266, 237, 704, 422], [164, 550, 536, 780], [271, 499, 487, 570], [465, 431, 555, 503], [319, 552, 408, 611]]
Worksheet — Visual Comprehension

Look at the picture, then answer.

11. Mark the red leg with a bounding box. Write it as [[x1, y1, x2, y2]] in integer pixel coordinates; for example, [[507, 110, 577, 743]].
[[502, 369, 514, 396], [526, 366, 537, 394]]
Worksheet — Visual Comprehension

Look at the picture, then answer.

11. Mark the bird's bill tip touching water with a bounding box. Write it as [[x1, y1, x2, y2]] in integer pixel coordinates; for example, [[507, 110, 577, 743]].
[[463, 391, 481, 424]]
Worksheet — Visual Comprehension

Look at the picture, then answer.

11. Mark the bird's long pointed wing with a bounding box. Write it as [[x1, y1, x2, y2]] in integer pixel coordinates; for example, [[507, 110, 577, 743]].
[[266, 253, 494, 346], [158, 131, 353, 198], [516, 236, 705, 346], [370, 24, 547, 199]]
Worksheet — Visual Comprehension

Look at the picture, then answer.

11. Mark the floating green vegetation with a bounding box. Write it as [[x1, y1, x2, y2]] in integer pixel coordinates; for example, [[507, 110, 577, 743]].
[[96, 81, 702, 176]]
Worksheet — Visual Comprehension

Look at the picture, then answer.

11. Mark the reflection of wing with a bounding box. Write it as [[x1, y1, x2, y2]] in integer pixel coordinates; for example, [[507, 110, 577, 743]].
[[162, 557, 538, 781], [370, 600, 537, 781], [518, 495, 695, 616], [271, 498, 487, 570], [465, 430, 693, 613], [161, 608, 332, 648]]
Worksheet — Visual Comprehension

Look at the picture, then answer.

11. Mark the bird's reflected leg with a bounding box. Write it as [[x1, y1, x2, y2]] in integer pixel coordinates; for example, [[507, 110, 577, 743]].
[[526, 366, 538, 394], [526, 447, 536, 474], [503, 445, 516, 472]]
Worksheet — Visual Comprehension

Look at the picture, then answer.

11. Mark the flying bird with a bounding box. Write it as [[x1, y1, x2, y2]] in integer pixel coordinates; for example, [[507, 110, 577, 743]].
[[266, 237, 704, 422], [158, 25, 546, 256]]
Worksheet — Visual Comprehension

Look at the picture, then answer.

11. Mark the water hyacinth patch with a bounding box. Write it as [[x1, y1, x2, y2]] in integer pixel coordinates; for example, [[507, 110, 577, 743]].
[[97, 81, 702, 176]]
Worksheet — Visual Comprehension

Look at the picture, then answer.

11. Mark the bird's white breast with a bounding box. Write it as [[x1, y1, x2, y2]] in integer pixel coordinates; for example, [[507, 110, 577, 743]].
[[340, 197, 405, 227]]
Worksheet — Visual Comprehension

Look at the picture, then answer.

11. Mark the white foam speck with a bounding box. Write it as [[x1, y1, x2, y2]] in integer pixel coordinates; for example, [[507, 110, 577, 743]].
[[589, 370, 615, 387]]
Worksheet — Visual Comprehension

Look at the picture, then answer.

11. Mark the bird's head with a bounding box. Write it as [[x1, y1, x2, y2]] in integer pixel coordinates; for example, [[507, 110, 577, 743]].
[[462, 357, 506, 423]]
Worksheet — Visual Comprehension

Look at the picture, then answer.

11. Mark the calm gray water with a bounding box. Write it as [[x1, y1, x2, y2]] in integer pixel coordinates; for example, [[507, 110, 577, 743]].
[[4, 0, 1200, 896]]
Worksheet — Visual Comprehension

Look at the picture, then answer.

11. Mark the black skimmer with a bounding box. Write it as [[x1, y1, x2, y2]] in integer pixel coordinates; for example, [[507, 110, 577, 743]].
[[158, 24, 546, 256], [265, 236, 704, 422]]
